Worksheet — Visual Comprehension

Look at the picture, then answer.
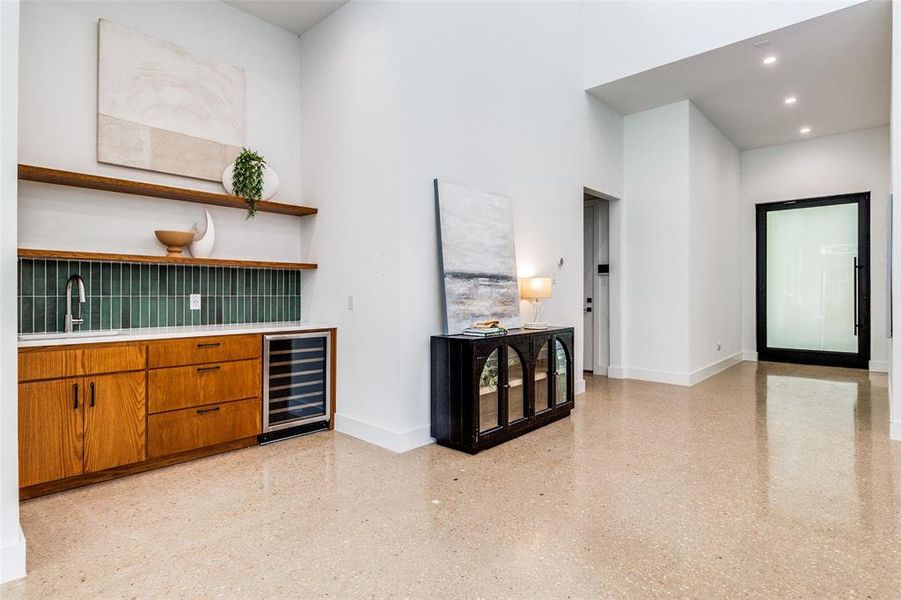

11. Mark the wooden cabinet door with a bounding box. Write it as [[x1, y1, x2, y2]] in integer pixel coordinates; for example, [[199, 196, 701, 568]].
[[83, 372, 146, 473], [19, 378, 84, 487]]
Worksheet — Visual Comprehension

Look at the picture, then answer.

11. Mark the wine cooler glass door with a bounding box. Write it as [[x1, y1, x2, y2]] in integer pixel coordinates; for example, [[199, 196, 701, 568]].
[[264, 333, 330, 432]]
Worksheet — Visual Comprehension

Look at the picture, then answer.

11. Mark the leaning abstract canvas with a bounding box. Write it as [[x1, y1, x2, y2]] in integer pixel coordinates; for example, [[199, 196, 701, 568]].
[[97, 19, 245, 181], [435, 180, 522, 334]]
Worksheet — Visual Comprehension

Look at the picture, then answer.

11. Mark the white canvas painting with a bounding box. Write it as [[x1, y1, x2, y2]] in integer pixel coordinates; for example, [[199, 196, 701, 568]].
[[97, 19, 245, 181], [436, 180, 522, 334]]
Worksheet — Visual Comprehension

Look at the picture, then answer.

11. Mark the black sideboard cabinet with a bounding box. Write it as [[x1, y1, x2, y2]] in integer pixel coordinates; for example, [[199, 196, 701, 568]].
[[430, 327, 574, 453]]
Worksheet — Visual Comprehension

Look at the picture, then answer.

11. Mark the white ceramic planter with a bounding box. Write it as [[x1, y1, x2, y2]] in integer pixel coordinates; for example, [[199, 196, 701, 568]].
[[221, 162, 280, 201]]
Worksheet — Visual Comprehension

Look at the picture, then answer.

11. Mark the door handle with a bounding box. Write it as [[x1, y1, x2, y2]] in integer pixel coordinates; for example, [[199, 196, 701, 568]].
[[90, 381, 95, 407], [853, 257, 861, 336], [73, 383, 79, 410]]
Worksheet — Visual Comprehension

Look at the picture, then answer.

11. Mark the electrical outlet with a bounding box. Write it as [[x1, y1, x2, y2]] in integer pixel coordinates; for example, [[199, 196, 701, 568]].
[[190, 294, 201, 311]]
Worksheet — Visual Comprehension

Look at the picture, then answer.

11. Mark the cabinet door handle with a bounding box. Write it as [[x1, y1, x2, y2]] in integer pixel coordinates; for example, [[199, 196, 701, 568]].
[[73, 383, 79, 410], [196, 406, 221, 415], [197, 342, 221, 348], [90, 381, 95, 407], [197, 365, 221, 373]]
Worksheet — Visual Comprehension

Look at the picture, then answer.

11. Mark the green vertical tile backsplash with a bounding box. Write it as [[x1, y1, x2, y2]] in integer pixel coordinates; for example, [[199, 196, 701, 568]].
[[18, 259, 302, 334]]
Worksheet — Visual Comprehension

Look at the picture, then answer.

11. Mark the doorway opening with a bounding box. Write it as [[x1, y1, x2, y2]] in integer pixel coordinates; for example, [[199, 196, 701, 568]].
[[584, 190, 611, 376], [756, 192, 871, 369]]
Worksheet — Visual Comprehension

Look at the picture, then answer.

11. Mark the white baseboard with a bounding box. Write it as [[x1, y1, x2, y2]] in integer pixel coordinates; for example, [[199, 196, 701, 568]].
[[592, 365, 609, 376], [334, 413, 433, 454], [0, 525, 26, 584], [891, 421, 901, 442], [742, 351, 758, 362], [689, 353, 743, 386], [575, 379, 586, 395], [869, 360, 890, 373], [599, 355, 743, 388], [612, 366, 692, 386]]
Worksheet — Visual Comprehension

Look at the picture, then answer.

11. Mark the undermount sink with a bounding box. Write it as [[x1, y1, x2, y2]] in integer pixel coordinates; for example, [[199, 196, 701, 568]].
[[18, 330, 120, 342]]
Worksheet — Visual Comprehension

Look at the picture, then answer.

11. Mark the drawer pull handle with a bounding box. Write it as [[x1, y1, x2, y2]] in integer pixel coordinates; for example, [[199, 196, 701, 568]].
[[73, 383, 79, 410], [90, 381, 96, 407], [196, 406, 221, 415], [197, 366, 221, 373], [197, 342, 221, 348]]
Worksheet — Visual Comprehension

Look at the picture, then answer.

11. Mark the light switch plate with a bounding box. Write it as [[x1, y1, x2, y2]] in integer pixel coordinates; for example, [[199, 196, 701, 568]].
[[190, 294, 201, 311]]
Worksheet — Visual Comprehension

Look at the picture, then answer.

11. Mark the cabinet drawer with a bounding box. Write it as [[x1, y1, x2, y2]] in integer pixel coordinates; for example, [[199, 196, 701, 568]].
[[19, 344, 146, 381], [148, 398, 261, 457], [148, 359, 260, 413], [148, 334, 260, 368]]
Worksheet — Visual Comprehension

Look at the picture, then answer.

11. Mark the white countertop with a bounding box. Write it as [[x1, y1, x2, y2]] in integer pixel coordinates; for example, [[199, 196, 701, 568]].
[[18, 321, 335, 348]]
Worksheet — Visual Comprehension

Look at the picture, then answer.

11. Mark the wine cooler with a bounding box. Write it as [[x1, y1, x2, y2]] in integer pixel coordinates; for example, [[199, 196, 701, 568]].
[[260, 332, 331, 443]]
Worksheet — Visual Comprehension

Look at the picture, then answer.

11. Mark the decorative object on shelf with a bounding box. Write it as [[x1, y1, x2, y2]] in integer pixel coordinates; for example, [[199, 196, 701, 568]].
[[434, 179, 521, 335], [222, 148, 280, 218], [97, 19, 245, 181], [154, 230, 195, 257], [189, 209, 216, 259], [462, 321, 508, 337], [520, 277, 552, 329]]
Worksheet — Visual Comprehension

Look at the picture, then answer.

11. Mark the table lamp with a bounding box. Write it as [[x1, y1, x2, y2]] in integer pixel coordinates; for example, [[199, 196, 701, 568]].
[[520, 277, 552, 329]]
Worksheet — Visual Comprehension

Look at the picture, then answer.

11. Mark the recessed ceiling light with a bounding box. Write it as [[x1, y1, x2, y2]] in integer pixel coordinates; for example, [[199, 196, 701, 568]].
[[784, 96, 797, 105], [763, 56, 777, 65], [800, 127, 811, 134]]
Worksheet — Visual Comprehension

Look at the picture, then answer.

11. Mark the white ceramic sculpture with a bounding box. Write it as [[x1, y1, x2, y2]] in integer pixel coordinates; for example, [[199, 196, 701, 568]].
[[189, 209, 216, 258]]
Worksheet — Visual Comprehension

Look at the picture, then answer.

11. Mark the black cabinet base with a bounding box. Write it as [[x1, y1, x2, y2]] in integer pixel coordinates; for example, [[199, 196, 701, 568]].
[[258, 419, 329, 445], [435, 407, 572, 454]]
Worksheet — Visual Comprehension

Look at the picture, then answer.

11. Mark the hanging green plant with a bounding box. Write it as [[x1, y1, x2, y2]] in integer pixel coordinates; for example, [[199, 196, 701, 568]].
[[231, 148, 266, 219]]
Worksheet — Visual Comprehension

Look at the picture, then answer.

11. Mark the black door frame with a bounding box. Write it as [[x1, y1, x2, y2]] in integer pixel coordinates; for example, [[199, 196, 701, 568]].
[[756, 192, 870, 370]]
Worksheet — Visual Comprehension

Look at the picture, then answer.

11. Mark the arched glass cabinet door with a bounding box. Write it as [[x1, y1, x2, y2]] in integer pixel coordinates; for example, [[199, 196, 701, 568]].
[[478, 349, 500, 433], [506, 347, 526, 423], [534, 342, 551, 414], [554, 338, 570, 406]]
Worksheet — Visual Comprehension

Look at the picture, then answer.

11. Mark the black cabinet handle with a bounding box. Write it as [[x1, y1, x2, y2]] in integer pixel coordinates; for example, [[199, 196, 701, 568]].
[[90, 381, 95, 407], [197, 342, 221, 348], [196, 406, 221, 415], [73, 383, 79, 410], [197, 365, 221, 373]]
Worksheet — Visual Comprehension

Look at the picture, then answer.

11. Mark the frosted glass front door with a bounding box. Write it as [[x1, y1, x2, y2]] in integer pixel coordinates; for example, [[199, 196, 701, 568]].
[[766, 203, 858, 353]]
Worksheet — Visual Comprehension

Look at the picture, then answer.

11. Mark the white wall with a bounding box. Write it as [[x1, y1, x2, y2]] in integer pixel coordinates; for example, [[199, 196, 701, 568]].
[[298, 1, 624, 451], [688, 103, 741, 378], [620, 101, 691, 382], [892, 0, 901, 441], [18, 1, 304, 262], [0, 0, 24, 584], [581, 0, 862, 88], [619, 100, 741, 385], [741, 126, 891, 371]]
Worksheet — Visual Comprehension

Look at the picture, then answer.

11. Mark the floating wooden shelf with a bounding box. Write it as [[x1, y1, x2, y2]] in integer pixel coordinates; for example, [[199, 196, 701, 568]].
[[18, 249, 318, 271], [18, 164, 318, 217]]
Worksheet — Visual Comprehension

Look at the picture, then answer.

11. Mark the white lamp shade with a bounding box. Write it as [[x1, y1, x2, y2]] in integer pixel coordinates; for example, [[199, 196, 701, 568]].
[[520, 277, 552, 300]]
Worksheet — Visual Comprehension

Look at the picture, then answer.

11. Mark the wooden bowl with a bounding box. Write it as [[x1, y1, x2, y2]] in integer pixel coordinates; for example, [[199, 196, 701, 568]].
[[154, 230, 195, 257]]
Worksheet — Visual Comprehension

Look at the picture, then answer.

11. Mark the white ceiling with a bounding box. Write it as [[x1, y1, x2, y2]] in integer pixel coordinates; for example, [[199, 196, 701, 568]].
[[224, 0, 348, 36], [587, 0, 891, 150]]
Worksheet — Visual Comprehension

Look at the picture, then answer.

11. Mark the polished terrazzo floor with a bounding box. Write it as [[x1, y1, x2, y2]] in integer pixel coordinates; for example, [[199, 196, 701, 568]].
[[3, 361, 900, 598]]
